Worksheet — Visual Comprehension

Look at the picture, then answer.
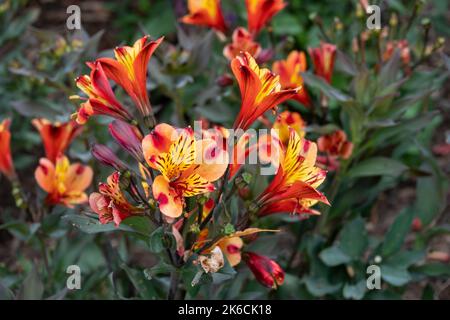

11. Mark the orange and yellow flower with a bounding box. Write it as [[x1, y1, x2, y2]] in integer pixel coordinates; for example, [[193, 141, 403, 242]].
[[73, 62, 132, 124], [35, 155, 93, 207], [223, 27, 261, 61], [142, 124, 228, 218], [308, 42, 337, 83], [231, 52, 299, 130], [317, 130, 353, 159], [89, 172, 143, 226], [243, 251, 284, 288], [273, 110, 306, 144], [0, 119, 16, 180], [257, 129, 328, 216], [32, 119, 83, 163], [181, 0, 227, 33], [246, 0, 286, 35], [272, 51, 311, 107], [96, 36, 163, 120]]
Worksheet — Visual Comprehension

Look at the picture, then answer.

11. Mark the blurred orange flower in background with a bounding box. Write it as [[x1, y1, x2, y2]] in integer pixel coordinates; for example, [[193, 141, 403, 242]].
[[317, 130, 353, 159], [273, 51, 311, 107], [273, 110, 306, 144], [246, 0, 286, 35], [35, 155, 93, 207], [181, 0, 227, 33], [223, 27, 261, 61], [309, 42, 336, 83], [32, 119, 82, 163], [0, 119, 16, 180]]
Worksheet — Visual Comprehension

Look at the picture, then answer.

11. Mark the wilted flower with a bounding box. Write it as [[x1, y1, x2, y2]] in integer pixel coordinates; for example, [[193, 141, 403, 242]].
[[89, 172, 143, 226], [109, 120, 144, 162], [35, 155, 93, 207], [272, 51, 311, 107], [197, 246, 225, 273], [317, 130, 353, 159], [231, 52, 299, 130], [223, 27, 261, 61], [257, 129, 328, 216], [142, 124, 228, 218], [91, 144, 127, 171], [0, 119, 16, 180], [72, 62, 132, 124], [180, 0, 227, 33], [243, 252, 284, 288], [308, 42, 336, 83], [32, 118, 83, 163], [96, 36, 163, 122], [246, 0, 286, 35]]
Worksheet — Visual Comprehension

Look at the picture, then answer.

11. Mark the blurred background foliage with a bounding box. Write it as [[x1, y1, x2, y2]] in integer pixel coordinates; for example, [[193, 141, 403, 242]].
[[0, 0, 449, 300]]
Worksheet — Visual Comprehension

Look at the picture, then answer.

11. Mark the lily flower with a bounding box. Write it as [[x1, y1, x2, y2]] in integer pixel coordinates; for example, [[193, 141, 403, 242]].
[[317, 130, 353, 160], [308, 42, 337, 83], [72, 62, 132, 124], [89, 172, 143, 226], [223, 27, 261, 61], [142, 124, 228, 218], [231, 52, 299, 130], [0, 119, 16, 180], [243, 252, 284, 288], [246, 0, 286, 35], [257, 129, 329, 217], [180, 0, 227, 33], [35, 155, 93, 207], [272, 51, 312, 107], [96, 36, 163, 122], [32, 118, 83, 163]]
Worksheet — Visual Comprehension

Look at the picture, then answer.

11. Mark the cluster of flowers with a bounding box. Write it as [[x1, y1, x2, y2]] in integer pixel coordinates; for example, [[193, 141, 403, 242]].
[[0, 0, 361, 288]]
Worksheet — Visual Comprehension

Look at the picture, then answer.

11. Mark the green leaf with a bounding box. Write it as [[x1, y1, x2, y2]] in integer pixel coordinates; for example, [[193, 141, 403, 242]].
[[343, 280, 367, 300], [335, 50, 358, 76], [319, 246, 352, 266], [347, 157, 408, 179], [339, 217, 368, 259], [412, 263, 450, 277], [120, 263, 159, 299], [380, 265, 411, 286], [302, 72, 352, 102], [381, 209, 414, 257], [384, 250, 425, 269], [18, 266, 44, 300], [304, 276, 341, 297], [148, 227, 166, 253], [62, 214, 134, 234], [0, 281, 14, 300]]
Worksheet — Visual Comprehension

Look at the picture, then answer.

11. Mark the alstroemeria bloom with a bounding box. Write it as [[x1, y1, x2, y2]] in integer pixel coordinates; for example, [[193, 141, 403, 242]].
[[243, 252, 284, 288], [73, 62, 132, 124], [246, 0, 286, 35], [317, 130, 353, 160], [109, 120, 144, 162], [232, 52, 299, 130], [181, 0, 227, 33], [0, 119, 16, 180], [142, 124, 228, 218], [308, 42, 337, 83], [96, 36, 163, 121], [273, 110, 306, 144], [89, 172, 143, 226], [272, 51, 311, 107], [257, 129, 329, 216], [32, 118, 83, 163], [35, 155, 93, 207], [223, 28, 261, 61]]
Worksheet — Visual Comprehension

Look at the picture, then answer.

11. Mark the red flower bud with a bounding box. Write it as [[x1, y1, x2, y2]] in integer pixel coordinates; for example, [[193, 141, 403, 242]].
[[243, 252, 285, 289], [91, 143, 126, 171], [109, 120, 144, 162]]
